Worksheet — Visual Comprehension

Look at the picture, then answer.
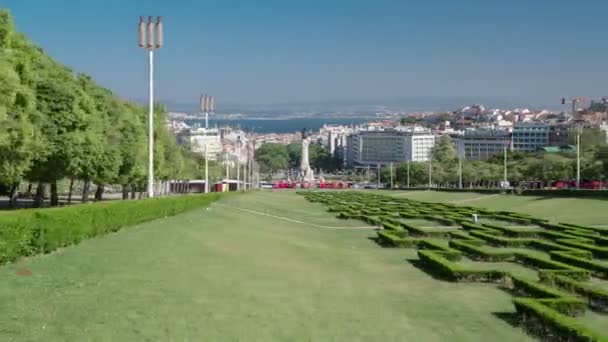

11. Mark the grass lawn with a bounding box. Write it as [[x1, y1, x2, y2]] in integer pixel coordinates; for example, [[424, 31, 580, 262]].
[[0, 191, 534, 341], [389, 190, 608, 226]]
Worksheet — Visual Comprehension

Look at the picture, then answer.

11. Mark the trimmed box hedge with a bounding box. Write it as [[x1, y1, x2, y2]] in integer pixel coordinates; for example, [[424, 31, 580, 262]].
[[513, 298, 608, 342], [540, 273, 608, 313], [0, 193, 221, 264], [551, 251, 608, 279]]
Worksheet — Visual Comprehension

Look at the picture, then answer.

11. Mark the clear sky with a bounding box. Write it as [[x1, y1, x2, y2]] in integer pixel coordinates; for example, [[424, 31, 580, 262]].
[[3, 0, 608, 108]]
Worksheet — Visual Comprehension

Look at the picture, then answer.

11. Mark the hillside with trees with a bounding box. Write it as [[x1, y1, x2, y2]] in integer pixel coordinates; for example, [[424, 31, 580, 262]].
[[0, 9, 202, 207]]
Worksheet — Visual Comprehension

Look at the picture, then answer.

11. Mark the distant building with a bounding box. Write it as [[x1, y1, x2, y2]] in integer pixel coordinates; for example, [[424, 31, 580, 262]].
[[512, 123, 551, 152], [548, 124, 571, 146], [346, 126, 435, 167], [190, 127, 222, 160], [453, 129, 511, 160], [600, 123, 608, 144], [536, 145, 576, 154]]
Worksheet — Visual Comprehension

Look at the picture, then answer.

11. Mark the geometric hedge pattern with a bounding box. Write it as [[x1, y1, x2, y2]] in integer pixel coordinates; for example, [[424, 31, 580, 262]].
[[301, 191, 608, 342]]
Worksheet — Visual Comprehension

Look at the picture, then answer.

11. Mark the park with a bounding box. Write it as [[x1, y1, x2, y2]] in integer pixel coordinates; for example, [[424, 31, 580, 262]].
[[0, 189, 606, 341]]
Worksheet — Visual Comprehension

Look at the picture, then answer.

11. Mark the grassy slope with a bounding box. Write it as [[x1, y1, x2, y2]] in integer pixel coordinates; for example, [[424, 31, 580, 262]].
[[0, 191, 532, 341], [389, 190, 608, 226]]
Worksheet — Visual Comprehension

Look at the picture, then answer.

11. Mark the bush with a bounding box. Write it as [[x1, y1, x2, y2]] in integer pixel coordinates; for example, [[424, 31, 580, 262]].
[[0, 194, 221, 264], [417, 250, 507, 283], [469, 231, 532, 247], [513, 298, 608, 341], [376, 231, 416, 247], [550, 251, 608, 279], [556, 239, 608, 259], [449, 240, 515, 262], [515, 253, 589, 279], [418, 240, 462, 261], [540, 273, 608, 314]]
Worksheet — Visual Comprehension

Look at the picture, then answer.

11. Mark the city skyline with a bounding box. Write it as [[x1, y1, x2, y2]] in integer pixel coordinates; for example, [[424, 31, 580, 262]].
[[4, 0, 608, 108]]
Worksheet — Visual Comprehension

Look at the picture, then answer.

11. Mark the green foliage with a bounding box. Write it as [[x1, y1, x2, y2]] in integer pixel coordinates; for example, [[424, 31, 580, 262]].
[[0, 193, 221, 264], [302, 191, 608, 339], [255, 143, 290, 175], [0, 9, 198, 199], [513, 298, 608, 342], [256, 142, 342, 178]]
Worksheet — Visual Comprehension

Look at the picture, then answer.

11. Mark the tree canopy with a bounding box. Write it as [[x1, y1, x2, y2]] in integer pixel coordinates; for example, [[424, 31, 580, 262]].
[[0, 8, 201, 205]]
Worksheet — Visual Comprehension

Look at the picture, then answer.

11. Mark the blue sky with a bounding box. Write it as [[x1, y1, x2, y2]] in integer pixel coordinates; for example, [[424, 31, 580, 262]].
[[3, 0, 608, 108]]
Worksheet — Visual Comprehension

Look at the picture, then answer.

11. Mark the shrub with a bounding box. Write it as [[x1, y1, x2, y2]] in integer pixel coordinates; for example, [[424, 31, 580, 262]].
[[481, 223, 542, 238], [0, 194, 222, 264], [550, 251, 608, 279], [418, 240, 462, 261], [417, 250, 507, 283], [513, 298, 608, 341], [449, 240, 515, 262], [540, 273, 608, 314], [515, 253, 589, 279], [469, 231, 532, 247], [556, 239, 608, 259], [376, 231, 417, 247]]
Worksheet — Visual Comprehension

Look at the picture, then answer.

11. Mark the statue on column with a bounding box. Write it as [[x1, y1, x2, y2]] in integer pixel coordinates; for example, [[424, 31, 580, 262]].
[[299, 128, 315, 183]]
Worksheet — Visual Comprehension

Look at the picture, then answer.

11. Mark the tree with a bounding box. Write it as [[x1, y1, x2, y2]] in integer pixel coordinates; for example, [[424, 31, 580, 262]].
[[255, 143, 289, 176], [431, 135, 456, 164], [0, 7, 204, 207], [0, 11, 36, 206]]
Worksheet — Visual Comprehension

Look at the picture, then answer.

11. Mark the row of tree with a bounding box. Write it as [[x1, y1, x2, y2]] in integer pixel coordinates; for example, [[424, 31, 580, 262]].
[[254, 142, 342, 177], [0, 9, 205, 207], [254, 133, 608, 186], [379, 135, 608, 187]]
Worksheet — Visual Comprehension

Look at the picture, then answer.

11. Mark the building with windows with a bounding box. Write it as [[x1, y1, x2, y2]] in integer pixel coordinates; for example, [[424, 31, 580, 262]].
[[452, 129, 511, 160], [512, 123, 550, 152], [189, 127, 222, 160], [346, 126, 435, 167]]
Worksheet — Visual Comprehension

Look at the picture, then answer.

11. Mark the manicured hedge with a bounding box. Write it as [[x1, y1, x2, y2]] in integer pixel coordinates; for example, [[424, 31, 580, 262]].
[[556, 239, 608, 259], [376, 231, 416, 247], [540, 273, 608, 313], [515, 253, 589, 280], [551, 251, 608, 279], [449, 240, 515, 262], [0, 193, 222, 264], [469, 231, 531, 247], [513, 298, 608, 342], [417, 250, 507, 283], [398, 187, 608, 199], [301, 190, 608, 340]]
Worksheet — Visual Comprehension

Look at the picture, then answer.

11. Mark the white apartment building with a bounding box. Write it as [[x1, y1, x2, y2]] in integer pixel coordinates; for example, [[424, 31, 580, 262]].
[[190, 127, 222, 160], [346, 126, 435, 166]]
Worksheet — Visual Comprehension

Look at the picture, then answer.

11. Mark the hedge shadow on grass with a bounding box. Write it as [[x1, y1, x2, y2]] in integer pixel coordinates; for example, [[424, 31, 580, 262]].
[[407, 258, 453, 281]]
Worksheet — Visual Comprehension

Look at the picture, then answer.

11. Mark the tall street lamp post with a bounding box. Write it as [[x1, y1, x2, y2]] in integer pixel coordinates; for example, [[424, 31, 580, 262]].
[[139, 16, 163, 198]]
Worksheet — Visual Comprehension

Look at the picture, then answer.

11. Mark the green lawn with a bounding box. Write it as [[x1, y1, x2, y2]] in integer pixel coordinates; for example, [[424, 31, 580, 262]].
[[389, 190, 608, 226], [0, 191, 533, 341]]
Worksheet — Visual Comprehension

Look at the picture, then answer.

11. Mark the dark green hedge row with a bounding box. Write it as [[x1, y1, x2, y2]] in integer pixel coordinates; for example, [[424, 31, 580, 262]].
[[396, 187, 608, 199], [301, 191, 608, 340], [513, 298, 608, 342], [540, 273, 608, 314], [551, 251, 608, 279], [556, 239, 608, 259], [449, 240, 515, 262], [417, 250, 506, 283], [0, 194, 222, 264], [481, 223, 542, 238], [376, 231, 416, 247], [560, 223, 608, 237]]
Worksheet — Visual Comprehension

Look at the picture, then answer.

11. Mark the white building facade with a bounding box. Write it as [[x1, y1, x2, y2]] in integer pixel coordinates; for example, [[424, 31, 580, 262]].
[[190, 127, 222, 160], [346, 126, 435, 166]]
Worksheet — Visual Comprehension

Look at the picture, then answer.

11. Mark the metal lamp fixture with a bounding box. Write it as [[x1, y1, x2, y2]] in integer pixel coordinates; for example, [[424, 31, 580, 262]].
[[139, 16, 163, 198], [200, 93, 215, 128]]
